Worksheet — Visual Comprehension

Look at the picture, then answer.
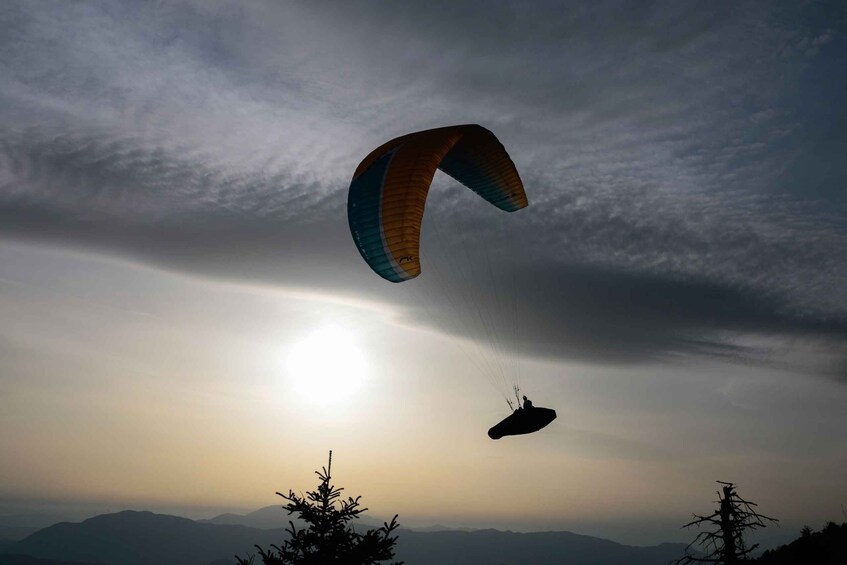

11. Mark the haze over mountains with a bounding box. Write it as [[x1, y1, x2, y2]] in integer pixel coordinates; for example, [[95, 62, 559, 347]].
[[0, 510, 688, 565], [199, 505, 477, 533], [198, 504, 384, 531]]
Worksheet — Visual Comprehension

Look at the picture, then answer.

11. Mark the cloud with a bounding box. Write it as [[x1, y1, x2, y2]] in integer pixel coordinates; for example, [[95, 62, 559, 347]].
[[403, 248, 847, 366], [0, 0, 845, 372]]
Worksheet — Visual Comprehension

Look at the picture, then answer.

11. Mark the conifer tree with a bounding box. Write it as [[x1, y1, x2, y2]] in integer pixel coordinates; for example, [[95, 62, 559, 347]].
[[237, 451, 402, 565]]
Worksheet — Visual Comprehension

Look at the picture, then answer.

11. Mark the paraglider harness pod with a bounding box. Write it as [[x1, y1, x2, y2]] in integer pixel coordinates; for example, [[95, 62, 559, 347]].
[[488, 388, 556, 440]]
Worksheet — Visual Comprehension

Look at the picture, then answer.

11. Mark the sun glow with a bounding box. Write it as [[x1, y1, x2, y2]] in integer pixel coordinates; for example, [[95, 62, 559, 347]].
[[286, 326, 367, 407]]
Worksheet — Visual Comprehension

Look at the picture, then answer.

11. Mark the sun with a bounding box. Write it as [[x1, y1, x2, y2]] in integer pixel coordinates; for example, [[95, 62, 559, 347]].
[[286, 326, 367, 407]]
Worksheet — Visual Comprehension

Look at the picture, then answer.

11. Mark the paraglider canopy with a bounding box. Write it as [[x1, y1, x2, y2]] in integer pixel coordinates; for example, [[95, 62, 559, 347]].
[[347, 124, 527, 283], [347, 124, 539, 432], [488, 406, 557, 440]]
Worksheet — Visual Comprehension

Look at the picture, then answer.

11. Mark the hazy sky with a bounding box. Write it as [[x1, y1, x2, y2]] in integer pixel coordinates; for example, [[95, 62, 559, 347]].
[[1, 0, 845, 545]]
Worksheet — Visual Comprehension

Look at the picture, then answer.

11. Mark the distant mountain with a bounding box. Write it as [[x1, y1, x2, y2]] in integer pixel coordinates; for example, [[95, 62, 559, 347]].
[[201, 504, 385, 531], [4, 511, 284, 565], [748, 531, 802, 556], [408, 523, 476, 533], [0, 555, 105, 565], [202, 505, 472, 534], [0, 528, 40, 545], [0, 514, 95, 545], [2, 509, 689, 565], [396, 529, 686, 565], [199, 505, 296, 529], [0, 514, 86, 530]]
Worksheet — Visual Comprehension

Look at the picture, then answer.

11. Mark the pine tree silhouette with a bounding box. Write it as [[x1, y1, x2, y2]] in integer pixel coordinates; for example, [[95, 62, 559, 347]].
[[756, 521, 847, 563], [236, 451, 402, 565]]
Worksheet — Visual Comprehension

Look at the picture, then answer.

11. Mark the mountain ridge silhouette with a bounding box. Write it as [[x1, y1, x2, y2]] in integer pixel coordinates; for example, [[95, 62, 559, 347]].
[[1, 509, 689, 565]]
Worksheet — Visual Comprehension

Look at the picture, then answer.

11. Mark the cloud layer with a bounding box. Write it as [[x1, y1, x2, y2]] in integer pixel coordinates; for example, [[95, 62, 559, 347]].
[[1, 0, 845, 372]]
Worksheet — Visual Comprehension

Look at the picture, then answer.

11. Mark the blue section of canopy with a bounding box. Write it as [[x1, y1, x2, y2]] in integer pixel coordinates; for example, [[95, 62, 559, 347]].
[[347, 150, 406, 282]]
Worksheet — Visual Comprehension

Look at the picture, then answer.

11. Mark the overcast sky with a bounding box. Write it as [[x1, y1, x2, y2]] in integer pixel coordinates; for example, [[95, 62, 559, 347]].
[[1, 0, 845, 545]]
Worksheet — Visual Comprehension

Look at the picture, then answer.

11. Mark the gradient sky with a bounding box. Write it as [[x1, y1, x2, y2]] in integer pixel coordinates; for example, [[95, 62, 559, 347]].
[[1, 0, 846, 545]]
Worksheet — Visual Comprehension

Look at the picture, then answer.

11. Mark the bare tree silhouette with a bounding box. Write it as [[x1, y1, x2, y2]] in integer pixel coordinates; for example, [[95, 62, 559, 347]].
[[675, 481, 777, 564], [236, 451, 402, 565]]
